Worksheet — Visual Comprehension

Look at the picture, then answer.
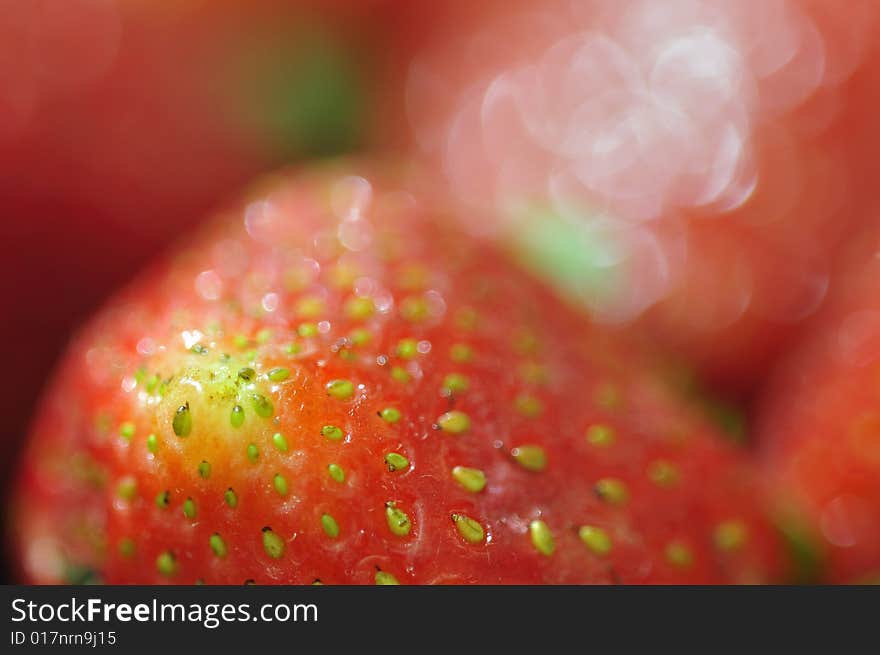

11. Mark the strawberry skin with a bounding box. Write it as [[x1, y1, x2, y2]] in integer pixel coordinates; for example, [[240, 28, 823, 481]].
[[12, 161, 782, 584]]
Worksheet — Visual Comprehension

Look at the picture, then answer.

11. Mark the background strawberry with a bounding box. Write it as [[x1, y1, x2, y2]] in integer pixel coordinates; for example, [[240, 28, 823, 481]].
[[12, 161, 783, 584], [405, 0, 880, 399], [758, 222, 880, 583]]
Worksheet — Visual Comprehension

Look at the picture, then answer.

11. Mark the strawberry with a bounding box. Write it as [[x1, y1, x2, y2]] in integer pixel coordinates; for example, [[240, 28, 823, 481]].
[[758, 223, 880, 583], [11, 160, 783, 585]]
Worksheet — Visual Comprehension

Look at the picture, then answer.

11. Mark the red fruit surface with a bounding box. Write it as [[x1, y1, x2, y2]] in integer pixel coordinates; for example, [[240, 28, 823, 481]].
[[12, 161, 783, 585]]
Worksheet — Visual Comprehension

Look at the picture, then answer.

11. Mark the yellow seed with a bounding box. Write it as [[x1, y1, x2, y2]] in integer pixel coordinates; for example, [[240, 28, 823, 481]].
[[665, 541, 694, 568], [451, 466, 487, 493], [594, 478, 629, 505], [586, 424, 615, 447], [511, 445, 547, 472], [578, 526, 613, 556], [647, 460, 680, 487], [375, 570, 400, 585], [436, 410, 471, 434], [345, 296, 375, 321], [714, 520, 749, 552], [514, 394, 543, 418], [529, 520, 555, 556]]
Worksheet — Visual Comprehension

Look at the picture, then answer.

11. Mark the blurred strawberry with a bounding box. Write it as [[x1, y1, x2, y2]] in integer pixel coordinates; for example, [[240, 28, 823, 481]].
[[404, 0, 880, 397], [757, 220, 880, 583]]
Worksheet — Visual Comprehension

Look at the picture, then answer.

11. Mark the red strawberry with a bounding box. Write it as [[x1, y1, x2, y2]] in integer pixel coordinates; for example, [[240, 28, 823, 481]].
[[12, 160, 783, 585], [758, 223, 880, 583]]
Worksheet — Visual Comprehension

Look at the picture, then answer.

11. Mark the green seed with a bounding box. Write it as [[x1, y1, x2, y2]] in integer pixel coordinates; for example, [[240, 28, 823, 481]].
[[224, 488, 238, 508], [198, 460, 211, 479], [321, 514, 340, 539], [328, 464, 345, 483], [380, 407, 402, 423], [441, 373, 469, 396], [452, 514, 485, 544], [256, 328, 273, 344], [156, 551, 177, 577], [273, 473, 288, 496], [511, 445, 547, 472], [375, 570, 399, 585], [117, 477, 137, 501], [262, 528, 285, 559], [586, 424, 615, 447], [326, 379, 355, 400], [578, 526, 613, 556], [272, 432, 289, 453], [172, 403, 192, 437], [321, 425, 344, 441], [238, 367, 256, 381], [183, 497, 196, 520], [529, 520, 555, 556], [250, 393, 274, 418], [247, 443, 259, 463], [648, 460, 680, 487], [451, 466, 487, 493], [384, 452, 410, 472], [146, 433, 158, 454], [595, 478, 629, 505], [714, 520, 749, 552], [209, 533, 228, 558], [191, 344, 208, 355], [268, 367, 290, 382], [396, 338, 419, 359], [436, 410, 471, 434], [385, 502, 411, 537], [119, 421, 135, 441], [233, 334, 249, 349], [230, 404, 245, 428], [450, 343, 473, 363], [284, 341, 302, 355], [155, 490, 170, 509], [390, 366, 411, 383], [665, 541, 693, 568]]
